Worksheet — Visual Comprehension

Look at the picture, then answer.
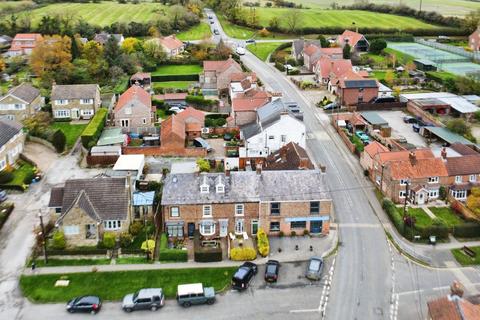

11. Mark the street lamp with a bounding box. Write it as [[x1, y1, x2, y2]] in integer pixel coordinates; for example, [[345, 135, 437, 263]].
[[38, 210, 48, 265]]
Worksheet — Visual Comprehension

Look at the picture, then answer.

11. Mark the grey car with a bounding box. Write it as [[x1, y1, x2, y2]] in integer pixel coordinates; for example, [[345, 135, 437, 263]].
[[176, 283, 215, 307], [122, 288, 164, 312], [305, 257, 324, 281], [0, 189, 7, 203]]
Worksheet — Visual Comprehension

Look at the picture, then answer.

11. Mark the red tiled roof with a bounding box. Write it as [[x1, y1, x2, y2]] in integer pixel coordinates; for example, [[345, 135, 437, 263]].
[[319, 47, 343, 56], [9, 33, 43, 51], [203, 57, 240, 72], [318, 56, 353, 79], [337, 70, 366, 87], [356, 70, 370, 77], [364, 141, 389, 158], [338, 30, 365, 47], [446, 155, 480, 176], [304, 44, 320, 57], [159, 35, 183, 50], [185, 122, 202, 132], [232, 89, 271, 112], [115, 85, 151, 112], [376, 149, 434, 165], [230, 72, 257, 82], [176, 107, 205, 124], [387, 157, 448, 180], [428, 296, 480, 320], [154, 93, 187, 101], [161, 115, 185, 142], [264, 142, 314, 171]]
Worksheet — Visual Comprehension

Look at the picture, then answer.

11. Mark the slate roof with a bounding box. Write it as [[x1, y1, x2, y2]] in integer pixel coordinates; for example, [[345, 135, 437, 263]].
[[4, 83, 40, 104], [48, 187, 64, 207], [343, 79, 378, 88], [51, 177, 128, 221], [240, 122, 261, 140], [0, 119, 22, 148], [264, 142, 314, 171], [446, 155, 480, 176], [161, 170, 329, 205], [51, 84, 99, 100]]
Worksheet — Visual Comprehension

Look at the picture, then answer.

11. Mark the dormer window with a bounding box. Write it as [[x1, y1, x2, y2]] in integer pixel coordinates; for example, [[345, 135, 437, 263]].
[[216, 185, 224, 193], [215, 175, 225, 194], [200, 175, 209, 193]]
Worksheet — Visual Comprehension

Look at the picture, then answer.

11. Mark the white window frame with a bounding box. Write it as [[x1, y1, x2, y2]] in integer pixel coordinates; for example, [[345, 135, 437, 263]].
[[470, 174, 477, 182], [64, 225, 80, 235], [125, 107, 132, 115], [200, 221, 215, 236], [55, 99, 68, 106], [81, 109, 94, 116], [103, 220, 122, 231], [251, 219, 259, 235], [55, 109, 70, 118], [0, 158, 6, 171], [200, 184, 209, 193], [80, 98, 93, 104], [142, 118, 147, 124], [170, 206, 179, 217], [202, 205, 212, 217], [281, 135, 287, 142], [428, 176, 439, 184], [399, 179, 409, 186], [216, 184, 225, 193], [235, 204, 244, 216], [429, 189, 439, 198], [399, 190, 407, 198], [455, 176, 463, 184], [120, 119, 130, 128], [451, 189, 467, 200]]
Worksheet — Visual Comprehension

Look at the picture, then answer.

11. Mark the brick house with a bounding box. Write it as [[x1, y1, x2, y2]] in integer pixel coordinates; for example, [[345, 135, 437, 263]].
[[158, 35, 185, 57], [292, 39, 321, 61], [303, 44, 323, 72], [336, 71, 379, 106], [231, 88, 271, 126], [314, 56, 353, 85], [160, 114, 186, 150], [48, 177, 130, 247], [199, 57, 243, 96], [0, 119, 25, 171], [176, 107, 205, 140], [161, 169, 332, 238], [337, 30, 369, 53], [229, 72, 257, 98], [469, 26, 480, 51], [5, 33, 43, 57], [262, 142, 314, 171], [445, 154, 480, 201], [0, 83, 43, 122], [114, 85, 155, 133], [51, 84, 101, 120], [359, 141, 389, 173]]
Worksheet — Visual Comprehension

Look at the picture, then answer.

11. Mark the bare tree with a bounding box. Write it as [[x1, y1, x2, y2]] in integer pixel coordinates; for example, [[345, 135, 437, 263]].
[[283, 10, 302, 33]]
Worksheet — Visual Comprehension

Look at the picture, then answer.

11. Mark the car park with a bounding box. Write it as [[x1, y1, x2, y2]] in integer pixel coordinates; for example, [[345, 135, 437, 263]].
[[177, 283, 215, 307], [264, 260, 280, 283], [66, 296, 102, 314], [122, 288, 165, 312], [232, 262, 258, 290], [236, 47, 246, 55], [0, 189, 7, 203], [305, 257, 324, 281]]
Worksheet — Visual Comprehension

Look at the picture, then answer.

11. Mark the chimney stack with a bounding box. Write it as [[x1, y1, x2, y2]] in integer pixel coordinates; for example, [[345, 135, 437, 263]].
[[441, 147, 447, 160], [225, 169, 230, 176], [280, 147, 287, 162], [409, 151, 417, 164], [256, 163, 262, 175], [319, 165, 327, 173], [450, 281, 464, 298]]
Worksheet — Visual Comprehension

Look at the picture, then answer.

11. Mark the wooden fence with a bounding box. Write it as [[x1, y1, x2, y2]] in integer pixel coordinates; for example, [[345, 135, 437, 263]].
[[86, 154, 119, 166]]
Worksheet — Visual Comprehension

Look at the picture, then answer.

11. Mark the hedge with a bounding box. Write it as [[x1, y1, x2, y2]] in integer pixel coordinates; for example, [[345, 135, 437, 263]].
[[453, 223, 480, 238], [256, 228, 269, 257], [46, 248, 108, 256], [275, 62, 285, 72], [151, 74, 199, 82], [193, 231, 222, 262], [158, 233, 188, 262], [185, 95, 216, 107], [80, 108, 108, 149], [230, 247, 257, 261]]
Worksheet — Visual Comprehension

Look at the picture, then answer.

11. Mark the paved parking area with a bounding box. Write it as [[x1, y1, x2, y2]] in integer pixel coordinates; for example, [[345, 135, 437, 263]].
[[376, 111, 427, 147], [206, 138, 225, 159]]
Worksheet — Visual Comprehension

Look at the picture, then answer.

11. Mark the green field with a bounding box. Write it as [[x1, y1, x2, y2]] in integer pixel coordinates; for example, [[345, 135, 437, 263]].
[[247, 42, 285, 61], [17, 1, 167, 27], [177, 22, 211, 41], [218, 15, 291, 40], [20, 267, 237, 302], [51, 122, 88, 149], [152, 64, 202, 76], [153, 81, 194, 90], [250, 0, 480, 17], [0, 0, 33, 11]]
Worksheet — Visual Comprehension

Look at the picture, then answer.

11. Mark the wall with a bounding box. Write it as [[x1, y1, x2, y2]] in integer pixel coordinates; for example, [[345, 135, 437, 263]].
[[123, 146, 206, 157], [86, 154, 119, 166], [233, 111, 256, 126], [406, 101, 445, 127], [0, 131, 25, 169], [354, 102, 406, 112], [114, 97, 152, 131]]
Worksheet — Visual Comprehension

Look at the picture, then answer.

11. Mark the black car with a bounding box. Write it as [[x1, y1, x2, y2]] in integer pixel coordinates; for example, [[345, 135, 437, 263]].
[[403, 116, 418, 124], [245, 39, 255, 44], [232, 262, 258, 290], [66, 296, 102, 314], [372, 96, 396, 103], [264, 260, 280, 283]]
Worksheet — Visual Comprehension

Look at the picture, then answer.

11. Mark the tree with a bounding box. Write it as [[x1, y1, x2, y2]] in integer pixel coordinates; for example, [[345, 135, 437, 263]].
[[467, 187, 480, 217], [82, 40, 108, 82], [143, 40, 167, 61], [70, 35, 81, 60], [284, 9, 301, 32], [52, 129, 66, 153], [141, 239, 155, 256], [196, 158, 210, 172], [342, 43, 351, 59], [51, 230, 66, 250], [463, 9, 480, 33], [447, 119, 468, 136], [384, 70, 395, 86], [268, 16, 279, 30], [71, 59, 93, 84], [369, 39, 387, 55], [104, 36, 121, 67], [318, 35, 329, 48], [121, 37, 141, 54], [444, 77, 458, 93], [30, 35, 74, 87], [0, 58, 5, 73], [102, 232, 116, 249]]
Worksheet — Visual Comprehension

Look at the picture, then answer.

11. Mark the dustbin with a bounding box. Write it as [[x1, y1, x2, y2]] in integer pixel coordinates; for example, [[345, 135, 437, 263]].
[[429, 236, 436, 245]]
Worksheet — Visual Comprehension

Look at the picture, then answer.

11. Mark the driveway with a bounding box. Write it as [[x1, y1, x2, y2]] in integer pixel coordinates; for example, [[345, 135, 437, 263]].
[[23, 142, 59, 172], [375, 110, 427, 147], [206, 138, 225, 159]]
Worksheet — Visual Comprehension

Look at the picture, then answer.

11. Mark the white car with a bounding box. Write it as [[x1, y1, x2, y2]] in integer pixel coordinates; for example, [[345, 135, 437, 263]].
[[236, 47, 246, 55], [169, 107, 183, 114]]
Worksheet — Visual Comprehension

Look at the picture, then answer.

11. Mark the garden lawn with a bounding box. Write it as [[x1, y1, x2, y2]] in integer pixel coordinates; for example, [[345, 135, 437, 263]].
[[28, 259, 110, 268], [429, 207, 464, 227], [384, 47, 415, 65], [451, 246, 480, 266], [153, 81, 194, 90], [18, 2, 167, 27], [115, 257, 151, 265], [152, 64, 202, 76], [217, 16, 290, 40], [426, 71, 457, 82], [156, 108, 167, 119], [177, 22, 211, 41], [247, 42, 285, 61], [5, 161, 35, 187], [20, 267, 237, 302], [51, 122, 88, 149], [407, 208, 433, 228]]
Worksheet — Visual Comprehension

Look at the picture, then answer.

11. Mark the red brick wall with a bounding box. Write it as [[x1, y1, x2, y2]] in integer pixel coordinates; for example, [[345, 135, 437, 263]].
[[341, 87, 378, 106], [122, 146, 206, 157]]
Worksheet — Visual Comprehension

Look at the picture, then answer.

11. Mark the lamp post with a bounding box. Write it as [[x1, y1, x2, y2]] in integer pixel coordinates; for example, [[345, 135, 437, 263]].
[[38, 211, 48, 265]]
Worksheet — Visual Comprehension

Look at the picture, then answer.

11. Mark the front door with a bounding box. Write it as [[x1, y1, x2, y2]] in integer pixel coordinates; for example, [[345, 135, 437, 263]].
[[219, 219, 228, 237], [188, 223, 195, 238], [235, 219, 244, 235], [71, 109, 79, 119], [417, 192, 425, 205], [310, 221, 322, 234]]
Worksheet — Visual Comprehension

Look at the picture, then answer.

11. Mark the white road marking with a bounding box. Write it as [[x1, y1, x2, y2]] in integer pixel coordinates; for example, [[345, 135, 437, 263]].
[[398, 281, 480, 296]]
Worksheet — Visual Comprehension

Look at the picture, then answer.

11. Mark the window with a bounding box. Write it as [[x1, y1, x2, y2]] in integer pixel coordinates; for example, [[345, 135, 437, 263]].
[[14, 104, 24, 110], [55, 110, 70, 118], [470, 175, 477, 182], [399, 190, 407, 198], [55, 207, 61, 214], [281, 135, 287, 142], [428, 177, 439, 183], [268, 135, 275, 140], [235, 218, 244, 234], [0, 158, 6, 171], [203, 205, 212, 217], [216, 184, 224, 193], [170, 207, 179, 217], [103, 220, 122, 230], [64, 225, 79, 235], [310, 201, 320, 214], [167, 224, 183, 237], [455, 176, 463, 184], [400, 179, 409, 186], [200, 221, 215, 236], [235, 204, 244, 216], [451, 189, 467, 200], [80, 99, 93, 104], [270, 222, 280, 232], [81, 109, 94, 116], [120, 119, 129, 127], [251, 220, 259, 235], [429, 189, 439, 198], [270, 202, 280, 215], [55, 99, 68, 105], [125, 107, 132, 115], [290, 221, 306, 229]]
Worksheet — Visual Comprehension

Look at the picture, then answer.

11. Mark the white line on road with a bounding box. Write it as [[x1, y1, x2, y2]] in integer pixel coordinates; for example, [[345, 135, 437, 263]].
[[290, 309, 319, 313]]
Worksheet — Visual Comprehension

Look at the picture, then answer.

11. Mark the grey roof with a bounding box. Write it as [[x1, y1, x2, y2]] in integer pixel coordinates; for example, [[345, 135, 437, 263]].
[[344, 79, 378, 88], [52, 177, 128, 221], [161, 170, 329, 205], [48, 187, 64, 207], [6, 83, 40, 104], [293, 39, 304, 56], [0, 119, 22, 148], [51, 84, 98, 100], [360, 112, 388, 126], [241, 122, 261, 140], [94, 32, 123, 45]]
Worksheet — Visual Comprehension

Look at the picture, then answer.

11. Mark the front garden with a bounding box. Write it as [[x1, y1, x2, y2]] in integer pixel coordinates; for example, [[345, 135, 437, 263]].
[[0, 160, 37, 191]]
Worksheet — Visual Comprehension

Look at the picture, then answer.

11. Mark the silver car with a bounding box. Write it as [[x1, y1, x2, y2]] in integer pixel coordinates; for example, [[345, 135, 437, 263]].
[[305, 257, 324, 281], [122, 288, 164, 312]]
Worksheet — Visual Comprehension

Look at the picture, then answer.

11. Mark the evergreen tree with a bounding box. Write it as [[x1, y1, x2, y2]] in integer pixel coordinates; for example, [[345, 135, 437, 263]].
[[104, 36, 120, 68]]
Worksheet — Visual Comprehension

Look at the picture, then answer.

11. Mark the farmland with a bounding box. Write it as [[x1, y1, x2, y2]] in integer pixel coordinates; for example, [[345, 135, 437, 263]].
[[177, 22, 211, 41], [247, 42, 285, 61]]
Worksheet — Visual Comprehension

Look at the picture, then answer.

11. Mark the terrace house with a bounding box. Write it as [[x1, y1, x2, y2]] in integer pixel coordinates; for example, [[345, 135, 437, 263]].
[[51, 84, 101, 120], [0, 83, 43, 122], [445, 150, 480, 201]]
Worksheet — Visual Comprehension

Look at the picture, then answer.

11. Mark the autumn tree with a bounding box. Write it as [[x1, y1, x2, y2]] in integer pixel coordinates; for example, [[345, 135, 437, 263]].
[[143, 40, 167, 61], [30, 35, 74, 87], [384, 70, 395, 86], [467, 187, 480, 217], [121, 37, 141, 54], [81, 40, 108, 82], [284, 9, 302, 33], [0, 58, 5, 73]]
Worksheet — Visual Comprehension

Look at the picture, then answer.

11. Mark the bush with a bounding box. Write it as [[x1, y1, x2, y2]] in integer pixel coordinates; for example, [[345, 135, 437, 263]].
[[158, 233, 188, 262], [453, 223, 480, 238], [0, 170, 14, 184], [278, 231, 284, 237], [256, 228, 269, 257], [102, 232, 116, 249], [129, 221, 143, 236], [51, 230, 66, 250], [290, 230, 297, 236], [303, 229, 309, 236], [230, 247, 257, 261], [274, 62, 285, 72], [288, 69, 300, 75], [23, 169, 35, 185], [81, 108, 108, 148], [196, 158, 210, 172], [185, 95, 216, 107], [369, 39, 387, 54], [52, 129, 66, 153], [119, 232, 133, 248]]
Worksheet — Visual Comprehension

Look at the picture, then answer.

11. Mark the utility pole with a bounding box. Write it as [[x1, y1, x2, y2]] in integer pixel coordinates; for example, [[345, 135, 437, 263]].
[[419, 0, 423, 12], [38, 211, 48, 265], [402, 181, 409, 235]]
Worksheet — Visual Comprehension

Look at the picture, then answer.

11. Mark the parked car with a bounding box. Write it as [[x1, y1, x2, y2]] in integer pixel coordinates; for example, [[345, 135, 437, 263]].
[[372, 96, 396, 103], [0, 189, 7, 203], [177, 283, 215, 307], [245, 39, 255, 44], [66, 296, 102, 314], [355, 131, 370, 143], [236, 47, 246, 55], [214, 29, 220, 35], [403, 116, 418, 124], [169, 106, 183, 114], [208, 15, 213, 19], [210, 20, 214, 24], [122, 288, 164, 312], [305, 257, 324, 281], [232, 262, 258, 290], [264, 260, 280, 283], [193, 137, 213, 152], [412, 120, 432, 133], [323, 102, 339, 110]]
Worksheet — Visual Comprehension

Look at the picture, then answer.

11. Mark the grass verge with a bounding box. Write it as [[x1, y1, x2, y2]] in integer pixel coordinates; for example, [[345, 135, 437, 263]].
[[152, 81, 194, 90], [451, 246, 480, 266], [247, 42, 285, 61], [28, 259, 111, 268], [177, 22, 211, 41]]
